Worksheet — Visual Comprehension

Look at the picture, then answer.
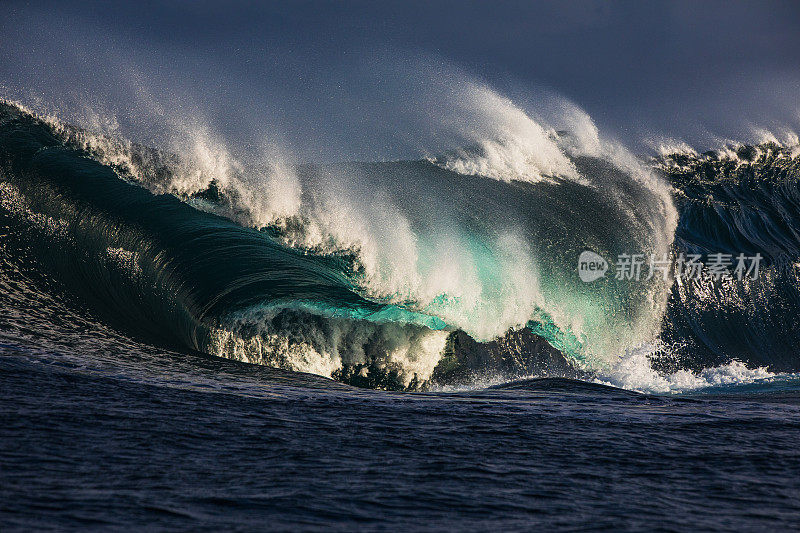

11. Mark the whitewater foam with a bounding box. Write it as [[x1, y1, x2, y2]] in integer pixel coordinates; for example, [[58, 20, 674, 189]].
[[208, 306, 449, 387], [594, 343, 791, 394], [429, 83, 580, 184]]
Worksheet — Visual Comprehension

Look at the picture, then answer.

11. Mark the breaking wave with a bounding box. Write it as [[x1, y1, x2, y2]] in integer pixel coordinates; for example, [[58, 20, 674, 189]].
[[2, 95, 799, 393]]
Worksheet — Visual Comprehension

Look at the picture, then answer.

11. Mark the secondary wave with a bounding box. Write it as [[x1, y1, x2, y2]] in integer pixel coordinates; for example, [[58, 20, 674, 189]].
[[657, 142, 800, 373]]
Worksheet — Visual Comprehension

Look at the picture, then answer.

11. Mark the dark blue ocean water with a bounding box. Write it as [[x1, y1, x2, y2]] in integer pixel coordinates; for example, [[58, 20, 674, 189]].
[[3, 345, 800, 531]]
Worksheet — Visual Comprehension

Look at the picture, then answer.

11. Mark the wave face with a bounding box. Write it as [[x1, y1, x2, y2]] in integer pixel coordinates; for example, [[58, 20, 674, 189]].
[[6, 99, 800, 391]]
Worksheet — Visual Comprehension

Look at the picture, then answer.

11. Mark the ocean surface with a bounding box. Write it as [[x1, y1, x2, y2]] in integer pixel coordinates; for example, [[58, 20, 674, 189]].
[[2, 99, 800, 530]]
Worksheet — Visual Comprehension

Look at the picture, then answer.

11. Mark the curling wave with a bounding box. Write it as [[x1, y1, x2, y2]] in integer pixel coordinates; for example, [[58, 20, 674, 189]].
[[0, 98, 683, 388]]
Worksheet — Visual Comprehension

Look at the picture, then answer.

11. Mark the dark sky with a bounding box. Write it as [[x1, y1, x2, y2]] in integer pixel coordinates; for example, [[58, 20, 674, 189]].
[[3, 0, 800, 160]]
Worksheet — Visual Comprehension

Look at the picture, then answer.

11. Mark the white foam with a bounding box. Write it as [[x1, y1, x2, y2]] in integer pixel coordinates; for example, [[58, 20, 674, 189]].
[[208, 307, 449, 387], [648, 138, 699, 160], [594, 343, 787, 394], [654, 127, 800, 169], [430, 83, 581, 184]]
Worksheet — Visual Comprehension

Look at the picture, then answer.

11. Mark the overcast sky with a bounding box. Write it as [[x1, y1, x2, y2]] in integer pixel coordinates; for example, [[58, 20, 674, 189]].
[[3, 0, 800, 160]]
